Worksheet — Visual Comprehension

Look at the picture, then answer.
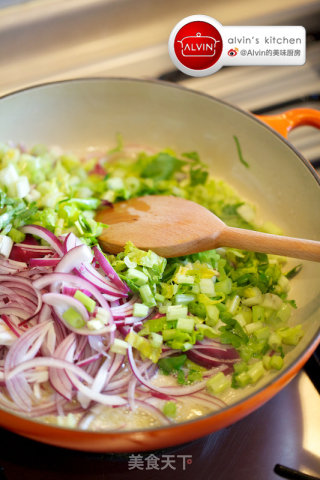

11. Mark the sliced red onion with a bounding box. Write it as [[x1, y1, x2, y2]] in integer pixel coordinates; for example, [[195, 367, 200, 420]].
[[104, 353, 124, 385], [20, 225, 64, 256], [192, 392, 227, 408], [42, 292, 89, 322], [29, 257, 60, 267], [67, 370, 127, 406], [1, 315, 20, 338], [74, 335, 88, 361], [34, 272, 114, 331], [0, 307, 34, 320], [21, 234, 40, 246], [110, 295, 138, 318], [0, 257, 27, 273], [62, 286, 92, 297], [40, 319, 56, 356], [132, 399, 171, 425], [127, 376, 137, 411], [88, 335, 108, 356], [63, 232, 83, 253], [49, 334, 76, 401], [93, 247, 129, 293], [104, 377, 132, 393], [127, 346, 207, 396], [0, 274, 43, 321], [186, 349, 237, 369], [76, 353, 101, 368], [34, 272, 110, 309], [14, 243, 53, 252], [190, 344, 239, 360], [4, 322, 52, 410], [99, 199, 113, 209], [55, 244, 93, 273], [78, 355, 113, 409], [43, 292, 114, 337], [7, 357, 94, 387], [77, 263, 126, 297], [10, 245, 52, 263]]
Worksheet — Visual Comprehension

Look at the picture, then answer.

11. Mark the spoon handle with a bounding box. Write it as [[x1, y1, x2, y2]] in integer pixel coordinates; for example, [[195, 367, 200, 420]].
[[219, 227, 320, 262]]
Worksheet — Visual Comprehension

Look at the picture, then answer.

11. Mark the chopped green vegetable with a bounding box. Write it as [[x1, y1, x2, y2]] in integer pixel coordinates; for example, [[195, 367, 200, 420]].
[[158, 354, 187, 374], [233, 135, 250, 168], [62, 308, 86, 329], [285, 264, 302, 279], [207, 372, 231, 394], [163, 401, 177, 417], [0, 140, 302, 397], [74, 290, 96, 313]]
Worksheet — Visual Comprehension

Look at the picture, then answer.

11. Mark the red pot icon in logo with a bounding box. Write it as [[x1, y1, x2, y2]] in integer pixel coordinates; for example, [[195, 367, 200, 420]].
[[178, 32, 220, 57], [173, 20, 223, 71]]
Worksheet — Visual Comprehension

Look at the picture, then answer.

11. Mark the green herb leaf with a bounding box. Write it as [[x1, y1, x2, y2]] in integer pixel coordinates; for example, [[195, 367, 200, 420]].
[[285, 264, 302, 280], [140, 153, 186, 181], [158, 354, 187, 374], [233, 135, 250, 168]]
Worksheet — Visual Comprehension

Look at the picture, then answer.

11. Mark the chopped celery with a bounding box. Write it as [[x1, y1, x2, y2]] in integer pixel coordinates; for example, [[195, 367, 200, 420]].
[[0, 141, 302, 397], [247, 361, 265, 383], [133, 303, 149, 317], [207, 372, 231, 394], [277, 325, 303, 346], [253, 326, 270, 341], [174, 294, 196, 305], [234, 371, 251, 387], [233, 312, 247, 327], [215, 278, 232, 295], [206, 304, 219, 326], [276, 303, 292, 323], [227, 295, 240, 315], [270, 355, 284, 370], [242, 287, 262, 306], [126, 330, 160, 362], [245, 321, 264, 335], [126, 268, 148, 286], [155, 292, 165, 302], [7, 227, 25, 243], [263, 355, 272, 370], [197, 323, 219, 339], [139, 284, 156, 307], [87, 319, 104, 331], [175, 274, 194, 285], [252, 305, 265, 323], [62, 308, 85, 329], [149, 332, 163, 348], [95, 307, 111, 325], [166, 305, 188, 320], [199, 278, 215, 296], [176, 317, 194, 333], [110, 339, 129, 355], [268, 331, 282, 351], [74, 290, 96, 313], [261, 293, 283, 310], [163, 401, 177, 417]]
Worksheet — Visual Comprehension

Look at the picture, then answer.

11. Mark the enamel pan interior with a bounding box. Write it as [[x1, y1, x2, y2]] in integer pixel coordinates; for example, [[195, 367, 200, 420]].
[[0, 78, 318, 452]]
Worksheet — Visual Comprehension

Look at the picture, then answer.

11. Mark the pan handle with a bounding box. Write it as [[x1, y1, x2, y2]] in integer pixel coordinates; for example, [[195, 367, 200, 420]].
[[255, 108, 320, 138]]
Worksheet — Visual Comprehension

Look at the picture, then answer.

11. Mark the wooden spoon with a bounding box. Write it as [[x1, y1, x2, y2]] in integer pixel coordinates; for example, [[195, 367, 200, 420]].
[[96, 195, 320, 261]]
